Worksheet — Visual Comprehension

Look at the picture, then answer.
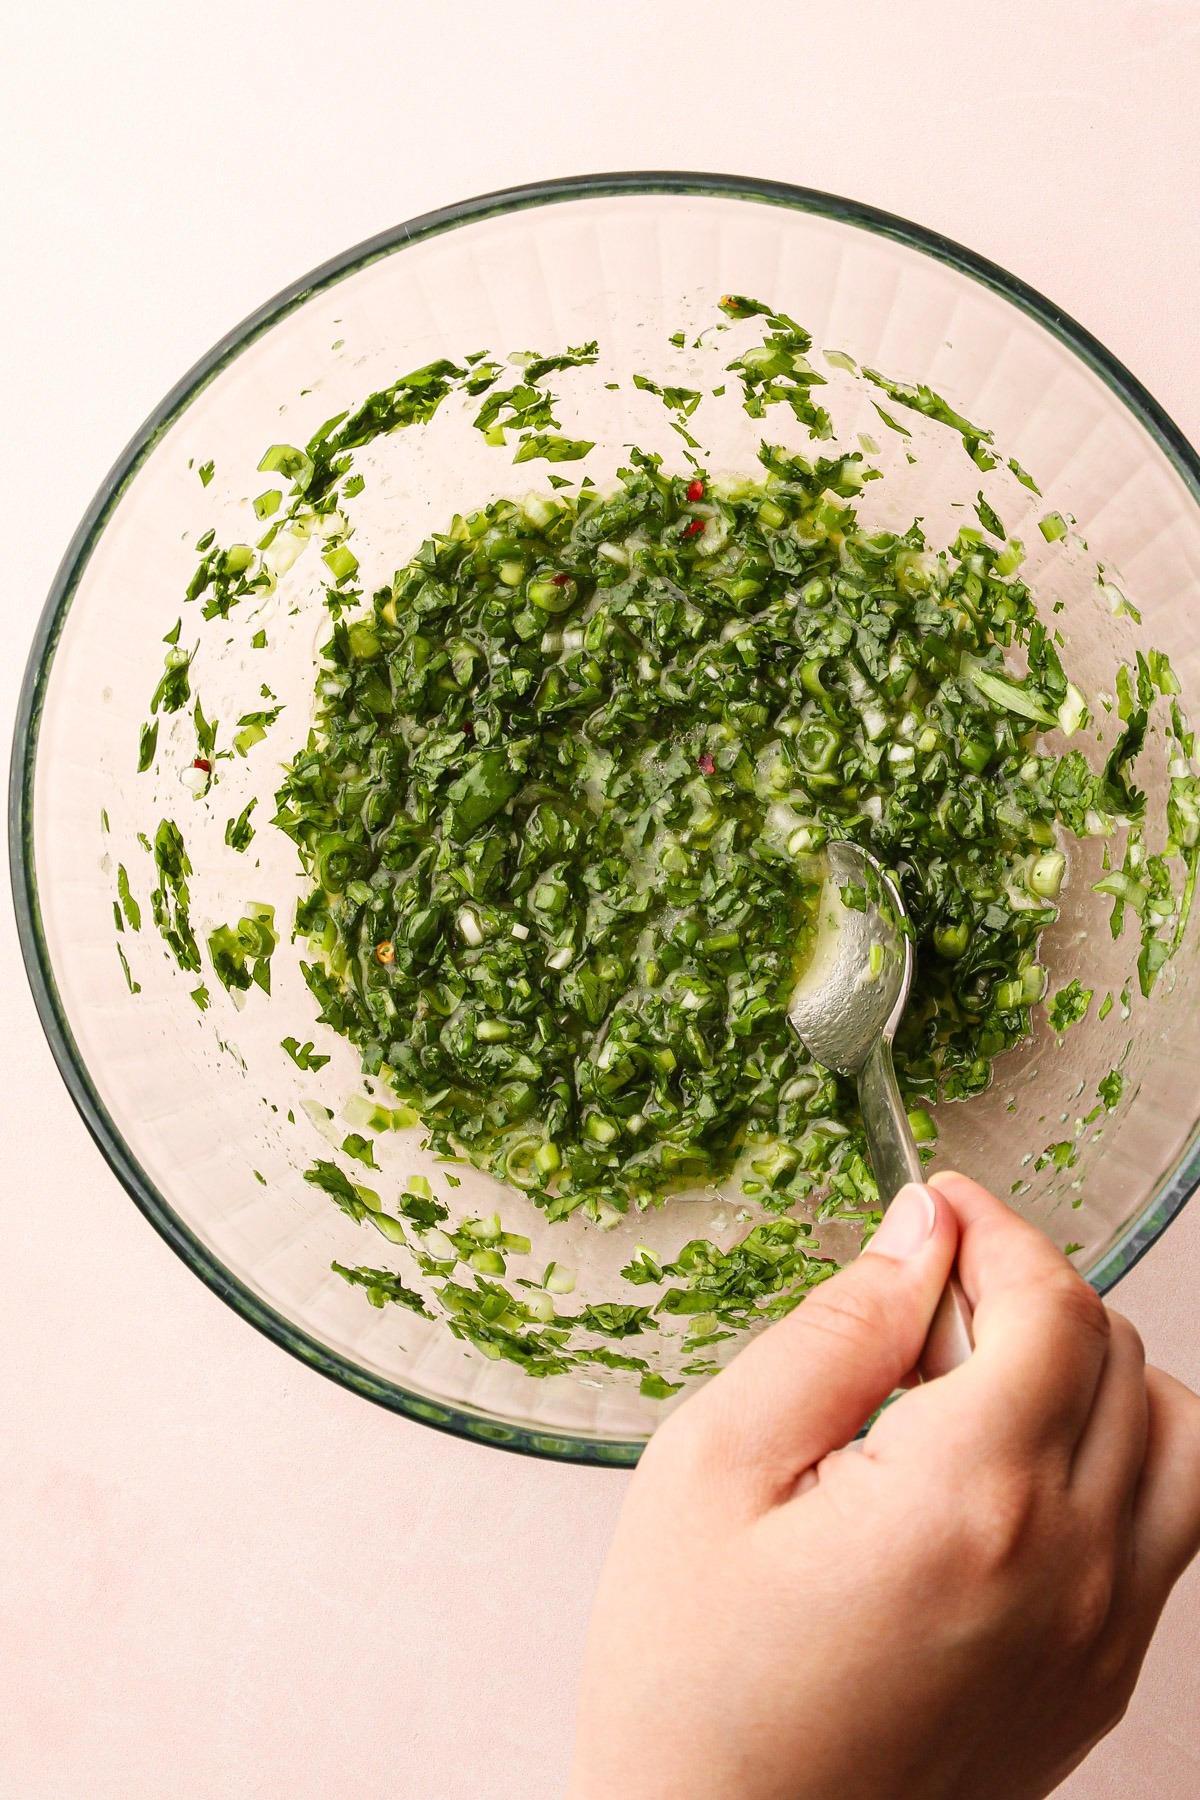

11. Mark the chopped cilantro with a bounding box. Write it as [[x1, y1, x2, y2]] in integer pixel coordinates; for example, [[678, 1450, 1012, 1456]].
[[304, 1158, 375, 1221], [1047, 980, 1094, 1033], [640, 1373, 684, 1399], [1098, 1069, 1125, 1111], [1007, 456, 1042, 494], [269, 426, 1191, 1227], [341, 1132, 377, 1168], [116, 864, 141, 931], [1035, 1140, 1079, 1172], [151, 645, 192, 715], [513, 433, 594, 464], [281, 1036, 331, 1071], [863, 367, 994, 466], [149, 819, 201, 973], [233, 707, 282, 756], [873, 402, 911, 437], [975, 492, 1006, 539], [207, 903, 277, 995], [224, 799, 257, 852], [193, 695, 219, 763], [722, 300, 831, 439], [333, 1261, 431, 1316]]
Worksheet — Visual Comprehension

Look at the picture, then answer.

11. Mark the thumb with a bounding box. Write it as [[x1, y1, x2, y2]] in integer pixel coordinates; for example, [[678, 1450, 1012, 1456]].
[[700, 1182, 959, 1489]]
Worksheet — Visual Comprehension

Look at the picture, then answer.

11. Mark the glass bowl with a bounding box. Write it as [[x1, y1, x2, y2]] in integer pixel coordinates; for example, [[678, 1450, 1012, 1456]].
[[13, 173, 1200, 1466]]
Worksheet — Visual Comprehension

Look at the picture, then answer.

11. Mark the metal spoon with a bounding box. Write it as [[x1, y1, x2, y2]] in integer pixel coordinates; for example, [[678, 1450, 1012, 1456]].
[[788, 840, 974, 1380]]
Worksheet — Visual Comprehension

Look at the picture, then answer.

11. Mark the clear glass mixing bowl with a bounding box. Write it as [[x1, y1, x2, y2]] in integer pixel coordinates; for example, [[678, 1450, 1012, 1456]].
[[13, 174, 1200, 1465]]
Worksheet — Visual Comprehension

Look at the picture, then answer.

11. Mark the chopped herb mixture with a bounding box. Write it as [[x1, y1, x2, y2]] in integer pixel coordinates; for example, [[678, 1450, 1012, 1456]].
[[1048, 980, 1093, 1034], [119, 295, 1200, 1386], [207, 903, 277, 996], [274, 439, 1198, 1230]]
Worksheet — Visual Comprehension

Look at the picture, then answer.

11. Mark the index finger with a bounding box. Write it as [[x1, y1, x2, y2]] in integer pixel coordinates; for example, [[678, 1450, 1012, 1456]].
[[925, 1170, 1111, 1454]]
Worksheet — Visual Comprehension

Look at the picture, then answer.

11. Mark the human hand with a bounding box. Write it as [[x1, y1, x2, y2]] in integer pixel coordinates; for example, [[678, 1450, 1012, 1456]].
[[569, 1174, 1200, 1800]]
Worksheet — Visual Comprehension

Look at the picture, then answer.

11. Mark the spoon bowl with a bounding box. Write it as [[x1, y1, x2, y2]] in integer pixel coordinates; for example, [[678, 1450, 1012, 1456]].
[[789, 841, 974, 1378], [787, 840, 913, 1078]]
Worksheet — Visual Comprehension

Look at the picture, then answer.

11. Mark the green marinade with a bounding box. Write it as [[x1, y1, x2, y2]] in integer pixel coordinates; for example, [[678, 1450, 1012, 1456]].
[[274, 441, 1151, 1226], [125, 300, 1200, 1381]]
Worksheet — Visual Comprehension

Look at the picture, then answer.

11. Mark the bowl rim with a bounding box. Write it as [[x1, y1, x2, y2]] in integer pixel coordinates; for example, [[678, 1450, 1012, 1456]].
[[12, 168, 1200, 1467]]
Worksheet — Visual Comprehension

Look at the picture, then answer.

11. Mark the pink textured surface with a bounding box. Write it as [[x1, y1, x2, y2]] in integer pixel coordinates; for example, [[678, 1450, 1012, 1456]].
[[3, 3, 1199, 1794]]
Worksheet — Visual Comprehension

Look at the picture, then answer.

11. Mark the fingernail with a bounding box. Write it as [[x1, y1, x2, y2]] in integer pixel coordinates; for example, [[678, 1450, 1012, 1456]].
[[864, 1183, 937, 1260]]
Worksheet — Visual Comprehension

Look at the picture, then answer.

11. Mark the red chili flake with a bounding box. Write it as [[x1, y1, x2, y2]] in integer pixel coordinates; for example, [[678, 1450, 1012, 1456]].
[[193, 757, 211, 773], [551, 571, 572, 586], [461, 718, 475, 738], [697, 752, 716, 775], [686, 478, 705, 502], [683, 519, 706, 540]]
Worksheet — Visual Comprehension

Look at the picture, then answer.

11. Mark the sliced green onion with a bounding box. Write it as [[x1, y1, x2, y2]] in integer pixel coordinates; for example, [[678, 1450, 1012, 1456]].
[[1057, 684, 1088, 737], [966, 668, 1057, 728], [1029, 851, 1066, 898]]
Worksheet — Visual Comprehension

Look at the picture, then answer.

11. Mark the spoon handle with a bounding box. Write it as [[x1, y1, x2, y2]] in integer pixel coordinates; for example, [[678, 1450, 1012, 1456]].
[[858, 1033, 924, 1196], [858, 1036, 974, 1380]]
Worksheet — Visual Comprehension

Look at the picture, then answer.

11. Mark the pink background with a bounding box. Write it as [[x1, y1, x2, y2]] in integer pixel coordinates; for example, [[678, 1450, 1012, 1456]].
[[4, 3, 1200, 1793]]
